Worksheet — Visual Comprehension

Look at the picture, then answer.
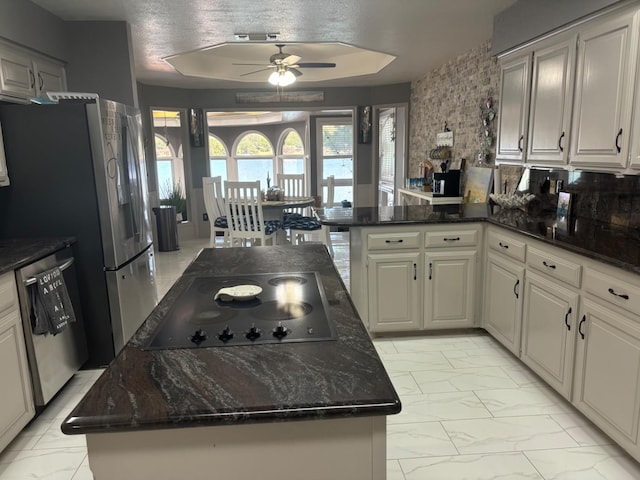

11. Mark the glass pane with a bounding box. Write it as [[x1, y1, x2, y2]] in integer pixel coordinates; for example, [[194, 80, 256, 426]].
[[237, 159, 273, 184], [282, 158, 304, 174], [322, 157, 353, 180], [282, 131, 304, 155], [155, 135, 172, 158], [322, 124, 353, 156], [209, 135, 227, 156], [236, 133, 274, 156], [157, 161, 173, 199], [210, 159, 228, 183], [334, 186, 353, 203]]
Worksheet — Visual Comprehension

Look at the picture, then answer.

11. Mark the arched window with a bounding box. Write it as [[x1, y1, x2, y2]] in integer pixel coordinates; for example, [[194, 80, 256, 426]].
[[278, 129, 305, 175], [152, 110, 185, 207], [233, 132, 274, 183], [209, 134, 228, 183], [155, 134, 176, 199]]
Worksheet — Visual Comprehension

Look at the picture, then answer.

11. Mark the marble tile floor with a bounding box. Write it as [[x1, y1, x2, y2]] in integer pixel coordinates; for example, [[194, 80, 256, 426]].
[[1, 232, 639, 479]]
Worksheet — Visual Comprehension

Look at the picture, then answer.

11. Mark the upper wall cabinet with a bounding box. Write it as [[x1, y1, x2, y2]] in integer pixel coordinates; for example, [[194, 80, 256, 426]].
[[527, 36, 577, 165], [570, 10, 640, 169], [0, 41, 66, 102], [496, 54, 531, 163]]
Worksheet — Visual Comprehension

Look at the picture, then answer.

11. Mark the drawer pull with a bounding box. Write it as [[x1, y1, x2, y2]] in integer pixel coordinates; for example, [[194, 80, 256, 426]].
[[499, 242, 509, 249], [564, 307, 572, 331], [413, 263, 417, 281], [385, 239, 404, 244], [429, 262, 433, 280], [443, 237, 460, 242], [579, 315, 586, 339], [608, 288, 629, 300], [542, 261, 556, 269], [513, 279, 520, 299]]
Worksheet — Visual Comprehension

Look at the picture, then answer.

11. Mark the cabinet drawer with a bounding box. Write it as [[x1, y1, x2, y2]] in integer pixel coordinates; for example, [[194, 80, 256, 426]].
[[424, 229, 477, 248], [367, 232, 421, 250], [0, 272, 18, 316], [584, 267, 640, 316], [487, 230, 526, 262], [527, 247, 581, 288]]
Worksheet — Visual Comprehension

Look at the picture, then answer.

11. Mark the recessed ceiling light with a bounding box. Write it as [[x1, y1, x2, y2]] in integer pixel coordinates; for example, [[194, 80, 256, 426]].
[[233, 33, 280, 41]]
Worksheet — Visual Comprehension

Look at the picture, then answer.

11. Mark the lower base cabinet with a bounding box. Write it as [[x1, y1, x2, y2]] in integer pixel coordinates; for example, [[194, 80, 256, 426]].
[[573, 297, 640, 454], [521, 271, 578, 400]]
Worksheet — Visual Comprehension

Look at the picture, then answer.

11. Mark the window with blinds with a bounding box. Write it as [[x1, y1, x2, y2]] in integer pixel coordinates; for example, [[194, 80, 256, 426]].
[[379, 110, 395, 183]]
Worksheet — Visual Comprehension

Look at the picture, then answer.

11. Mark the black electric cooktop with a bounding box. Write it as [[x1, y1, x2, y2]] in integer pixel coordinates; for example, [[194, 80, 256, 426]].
[[145, 272, 336, 349]]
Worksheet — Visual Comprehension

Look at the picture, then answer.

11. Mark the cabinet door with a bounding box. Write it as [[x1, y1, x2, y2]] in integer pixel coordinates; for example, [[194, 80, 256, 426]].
[[496, 54, 531, 163], [483, 252, 524, 356], [0, 47, 35, 98], [424, 250, 476, 329], [573, 298, 640, 448], [367, 252, 421, 332], [527, 37, 576, 165], [570, 10, 639, 168], [33, 58, 66, 96], [0, 310, 35, 452], [521, 271, 578, 399]]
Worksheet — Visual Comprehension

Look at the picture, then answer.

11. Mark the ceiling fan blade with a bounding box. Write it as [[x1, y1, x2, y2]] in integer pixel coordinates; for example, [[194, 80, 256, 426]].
[[295, 62, 337, 68], [233, 63, 272, 66], [240, 67, 274, 76], [283, 54, 301, 65], [289, 68, 303, 77]]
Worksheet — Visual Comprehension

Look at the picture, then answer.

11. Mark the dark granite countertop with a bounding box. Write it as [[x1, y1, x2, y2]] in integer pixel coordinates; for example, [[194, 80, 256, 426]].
[[0, 237, 76, 275], [317, 205, 640, 275], [62, 245, 401, 435]]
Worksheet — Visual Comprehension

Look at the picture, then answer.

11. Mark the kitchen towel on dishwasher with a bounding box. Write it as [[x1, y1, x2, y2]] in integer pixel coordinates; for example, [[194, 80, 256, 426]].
[[30, 266, 76, 335]]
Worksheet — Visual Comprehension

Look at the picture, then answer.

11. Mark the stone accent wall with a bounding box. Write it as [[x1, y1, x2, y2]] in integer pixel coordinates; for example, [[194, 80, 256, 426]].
[[409, 40, 500, 177]]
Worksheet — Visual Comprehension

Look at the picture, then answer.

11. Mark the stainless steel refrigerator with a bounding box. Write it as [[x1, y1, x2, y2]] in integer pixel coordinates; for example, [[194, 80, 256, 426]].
[[0, 99, 158, 367]]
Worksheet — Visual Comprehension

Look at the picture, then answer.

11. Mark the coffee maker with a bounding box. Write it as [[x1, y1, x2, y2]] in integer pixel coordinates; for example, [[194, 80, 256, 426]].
[[433, 170, 461, 197]]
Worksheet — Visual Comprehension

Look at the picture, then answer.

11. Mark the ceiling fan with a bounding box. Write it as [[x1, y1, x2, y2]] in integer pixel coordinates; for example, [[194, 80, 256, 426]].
[[234, 44, 336, 86]]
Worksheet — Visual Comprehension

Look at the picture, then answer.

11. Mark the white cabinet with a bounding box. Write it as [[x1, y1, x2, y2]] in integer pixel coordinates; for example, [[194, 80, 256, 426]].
[[0, 121, 8, 187], [367, 252, 421, 331], [484, 251, 524, 355], [527, 36, 576, 165], [573, 297, 640, 451], [570, 9, 640, 169], [0, 272, 35, 452], [521, 270, 578, 399], [496, 54, 531, 163], [423, 250, 477, 329], [0, 41, 66, 100]]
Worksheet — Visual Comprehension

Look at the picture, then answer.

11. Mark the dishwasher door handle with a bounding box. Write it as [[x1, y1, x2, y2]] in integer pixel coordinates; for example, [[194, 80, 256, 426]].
[[24, 257, 75, 286]]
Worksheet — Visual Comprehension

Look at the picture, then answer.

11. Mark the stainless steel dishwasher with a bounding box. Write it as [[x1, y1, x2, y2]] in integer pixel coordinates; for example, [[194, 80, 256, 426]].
[[15, 245, 88, 408]]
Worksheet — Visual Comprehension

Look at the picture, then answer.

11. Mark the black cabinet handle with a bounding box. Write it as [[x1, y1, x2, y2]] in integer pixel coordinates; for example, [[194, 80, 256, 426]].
[[385, 239, 403, 244], [558, 131, 565, 152], [443, 237, 460, 242], [513, 279, 520, 299], [608, 287, 629, 300], [616, 128, 623, 154], [579, 315, 586, 339], [543, 261, 556, 269], [499, 242, 509, 249], [564, 307, 572, 331], [429, 262, 433, 280], [518, 135, 524, 152], [413, 263, 417, 281], [38, 73, 44, 90], [29, 70, 35, 89]]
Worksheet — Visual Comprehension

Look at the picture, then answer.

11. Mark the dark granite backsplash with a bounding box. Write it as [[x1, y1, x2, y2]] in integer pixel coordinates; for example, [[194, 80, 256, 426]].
[[503, 167, 640, 230]]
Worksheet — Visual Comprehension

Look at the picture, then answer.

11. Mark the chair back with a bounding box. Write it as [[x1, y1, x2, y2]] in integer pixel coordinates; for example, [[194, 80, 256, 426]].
[[325, 175, 335, 207], [277, 173, 306, 199], [224, 181, 270, 244], [203, 176, 225, 220]]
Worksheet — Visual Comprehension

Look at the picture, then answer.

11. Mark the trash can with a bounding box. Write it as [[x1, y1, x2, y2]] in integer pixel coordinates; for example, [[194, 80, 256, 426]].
[[153, 206, 179, 252]]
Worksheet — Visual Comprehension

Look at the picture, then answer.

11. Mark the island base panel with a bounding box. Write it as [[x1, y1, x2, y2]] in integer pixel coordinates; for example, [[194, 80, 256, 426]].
[[86, 416, 387, 480]]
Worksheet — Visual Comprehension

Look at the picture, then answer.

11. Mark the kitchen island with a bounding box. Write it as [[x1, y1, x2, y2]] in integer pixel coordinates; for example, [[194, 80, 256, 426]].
[[62, 244, 400, 480]]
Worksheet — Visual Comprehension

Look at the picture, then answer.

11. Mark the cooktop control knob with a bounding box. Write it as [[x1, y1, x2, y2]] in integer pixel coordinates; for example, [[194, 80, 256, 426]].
[[245, 325, 261, 341], [189, 328, 207, 345], [272, 322, 290, 340], [218, 326, 234, 343]]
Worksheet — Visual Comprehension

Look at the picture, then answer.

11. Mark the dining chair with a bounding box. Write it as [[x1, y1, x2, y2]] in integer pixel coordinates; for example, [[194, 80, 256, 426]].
[[202, 176, 229, 247], [288, 175, 335, 258], [224, 180, 280, 246], [277, 173, 305, 199]]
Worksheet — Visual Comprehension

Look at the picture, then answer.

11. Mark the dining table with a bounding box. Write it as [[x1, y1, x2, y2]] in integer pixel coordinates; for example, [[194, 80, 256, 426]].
[[262, 196, 316, 244]]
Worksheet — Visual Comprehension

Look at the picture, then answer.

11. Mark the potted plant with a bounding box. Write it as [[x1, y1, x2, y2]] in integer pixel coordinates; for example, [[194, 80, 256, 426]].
[[160, 180, 187, 222]]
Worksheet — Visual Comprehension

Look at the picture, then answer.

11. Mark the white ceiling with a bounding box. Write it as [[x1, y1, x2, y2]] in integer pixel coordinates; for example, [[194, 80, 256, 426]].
[[30, 0, 516, 89]]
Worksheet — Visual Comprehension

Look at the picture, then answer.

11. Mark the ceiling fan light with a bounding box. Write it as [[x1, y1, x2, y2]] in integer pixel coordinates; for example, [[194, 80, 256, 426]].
[[268, 71, 281, 85], [282, 70, 296, 86]]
